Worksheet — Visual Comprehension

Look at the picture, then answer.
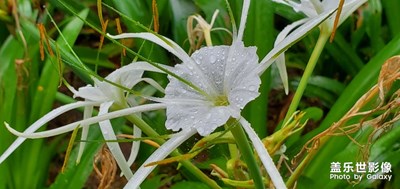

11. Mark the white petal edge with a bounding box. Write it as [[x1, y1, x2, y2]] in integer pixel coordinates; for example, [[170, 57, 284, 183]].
[[258, 8, 336, 74], [124, 128, 197, 189], [5, 103, 167, 139], [127, 125, 141, 166], [138, 78, 166, 93], [98, 101, 134, 179], [0, 101, 101, 164], [108, 33, 194, 66], [273, 18, 308, 95], [124, 99, 142, 168], [76, 104, 94, 163], [236, 0, 250, 41], [239, 118, 287, 189]]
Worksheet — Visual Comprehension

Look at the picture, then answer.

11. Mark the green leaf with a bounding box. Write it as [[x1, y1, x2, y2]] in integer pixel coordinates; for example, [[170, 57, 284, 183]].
[[0, 36, 20, 189]]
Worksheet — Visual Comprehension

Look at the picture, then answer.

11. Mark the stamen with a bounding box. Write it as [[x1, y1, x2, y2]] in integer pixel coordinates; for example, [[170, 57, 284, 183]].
[[214, 95, 229, 106]]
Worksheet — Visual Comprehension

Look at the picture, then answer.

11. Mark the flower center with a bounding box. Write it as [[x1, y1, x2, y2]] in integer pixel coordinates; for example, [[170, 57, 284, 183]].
[[213, 95, 229, 106]]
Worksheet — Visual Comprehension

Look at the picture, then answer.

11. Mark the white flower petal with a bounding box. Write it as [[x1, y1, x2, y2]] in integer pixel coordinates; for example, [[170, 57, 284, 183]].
[[275, 54, 289, 94], [239, 118, 286, 189], [124, 97, 142, 168], [108, 33, 194, 66], [258, 8, 336, 73], [0, 101, 100, 164], [76, 104, 94, 164], [138, 78, 165, 93], [74, 85, 108, 102], [124, 128, 197, 189], [106, 64, 144, 85], [5, 103, 167, 139], [272, 18, 308, 94], [166, 104, 232, 136], [224, 42, 261, 108], [321, 0, 338, 11], [237, 0, 250, 41], [98, 101, 133, 179], [127, 125, 141, 166]]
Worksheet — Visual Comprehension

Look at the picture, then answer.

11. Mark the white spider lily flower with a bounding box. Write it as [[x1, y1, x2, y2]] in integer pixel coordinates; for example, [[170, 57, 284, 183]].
[[72, 62, 164, 171], [0, 62, 164, 180], [269, 0, 368, 84], [274, 0, 367, 32]]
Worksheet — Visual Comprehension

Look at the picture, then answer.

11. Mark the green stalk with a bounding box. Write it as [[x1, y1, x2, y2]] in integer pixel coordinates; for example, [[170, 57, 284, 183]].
[[229, 119, 265, 189], [283, 31, 330, 124], [285, 140, 320, 188]]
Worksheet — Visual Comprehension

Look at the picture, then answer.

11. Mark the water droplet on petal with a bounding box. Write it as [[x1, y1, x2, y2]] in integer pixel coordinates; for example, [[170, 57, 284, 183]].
[[210, 55, 216, 64], [249, 85, 257, 91]]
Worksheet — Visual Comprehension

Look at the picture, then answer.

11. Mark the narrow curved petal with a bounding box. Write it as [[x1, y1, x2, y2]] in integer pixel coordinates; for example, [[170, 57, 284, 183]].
[[5, 103, 167, 139], [124, 99, 142, 168], [76, 104, 94, 163], [272, 18, 308, 94], [127, 126, 141, 166], [0, 101, 100, 164], [98, 101, 133, 179], [275, 55, 289, 94], [138, 78, 166, 93], [108, 33, 194, 66], [124, 128, 197, 189], [239, 118, 286, 189], [236, 0, 250, 41], [258, 8, 336, 74]]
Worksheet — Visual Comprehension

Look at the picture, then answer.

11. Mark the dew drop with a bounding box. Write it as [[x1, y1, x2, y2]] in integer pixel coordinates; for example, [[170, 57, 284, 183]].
[[249, 85, 257, 91], [210, 55, 216, 64]]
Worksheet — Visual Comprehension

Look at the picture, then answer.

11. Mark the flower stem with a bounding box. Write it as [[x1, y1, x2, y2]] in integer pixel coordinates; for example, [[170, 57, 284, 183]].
[[283, 32, 329, 124], [229, 119, 265, 189]]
